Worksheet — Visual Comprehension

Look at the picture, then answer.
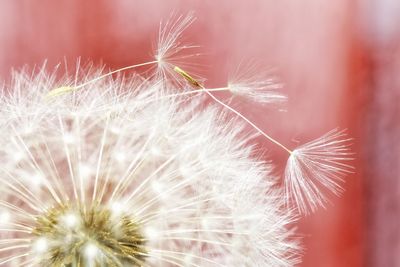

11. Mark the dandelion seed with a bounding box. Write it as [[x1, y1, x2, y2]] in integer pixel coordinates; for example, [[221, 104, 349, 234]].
[[45, 86, 75, 98], [284, 129, 354, 214], [46, 61, 157, 98], [171, 63, 353, 217], [172, 64, 293, 154], [155, 14, 195, 67], [173, 66, 202, 88], [155, 14, 203, 85]]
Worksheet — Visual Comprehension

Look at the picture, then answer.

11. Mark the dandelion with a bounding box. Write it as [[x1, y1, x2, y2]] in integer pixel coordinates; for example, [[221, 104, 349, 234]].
[[0, 70, 299, 266], [0, 13, 353, 267]]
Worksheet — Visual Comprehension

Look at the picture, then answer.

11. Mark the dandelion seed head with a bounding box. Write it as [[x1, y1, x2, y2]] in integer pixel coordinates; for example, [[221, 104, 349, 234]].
[[0, 69, 300, 266], [0, 13, 353, 266]]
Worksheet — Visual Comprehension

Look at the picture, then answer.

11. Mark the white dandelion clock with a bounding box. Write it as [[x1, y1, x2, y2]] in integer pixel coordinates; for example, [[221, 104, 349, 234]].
[[0, 13, 354, 266], [0, 70, 299, 266], [284, 129, 354, 214]]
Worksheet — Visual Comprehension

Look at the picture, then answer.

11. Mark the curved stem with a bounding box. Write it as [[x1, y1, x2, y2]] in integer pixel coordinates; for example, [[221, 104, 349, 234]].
[[75, 60, 158, 89], [174, 65, 293, 154]]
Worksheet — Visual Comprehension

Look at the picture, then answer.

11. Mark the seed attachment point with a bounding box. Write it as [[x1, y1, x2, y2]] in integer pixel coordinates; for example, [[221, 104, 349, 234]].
[[174, 66, 202, 88]]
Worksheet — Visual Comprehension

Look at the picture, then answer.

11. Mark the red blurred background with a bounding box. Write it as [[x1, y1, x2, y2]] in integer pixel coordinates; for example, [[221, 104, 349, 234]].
[[0, 1, 399, 266]]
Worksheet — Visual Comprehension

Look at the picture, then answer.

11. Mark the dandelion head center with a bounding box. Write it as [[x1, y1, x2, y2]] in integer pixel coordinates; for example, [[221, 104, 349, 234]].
[[32, 203, 147, 266]]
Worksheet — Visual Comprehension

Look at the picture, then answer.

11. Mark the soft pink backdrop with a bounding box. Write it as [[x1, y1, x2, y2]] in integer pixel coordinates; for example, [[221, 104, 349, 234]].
[[0, 1, 377, 266]]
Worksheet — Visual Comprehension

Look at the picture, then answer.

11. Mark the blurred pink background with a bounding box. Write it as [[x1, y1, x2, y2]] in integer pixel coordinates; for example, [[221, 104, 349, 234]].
[[0, 1, 399, 266]]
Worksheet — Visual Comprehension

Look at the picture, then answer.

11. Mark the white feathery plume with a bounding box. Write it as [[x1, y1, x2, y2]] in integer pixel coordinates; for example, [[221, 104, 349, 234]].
[[155, 13, 195, 65], [284, 129, 354, 215], [155, 13, 202, 85], [228, 62, 287, 104]]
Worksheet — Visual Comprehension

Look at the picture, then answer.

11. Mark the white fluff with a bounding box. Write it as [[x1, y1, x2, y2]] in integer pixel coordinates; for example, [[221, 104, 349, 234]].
[[284, 129, 354, 215], [0, 14, 353, 266], [228, 62, 287, 104], [0, 68, 299, 266]]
